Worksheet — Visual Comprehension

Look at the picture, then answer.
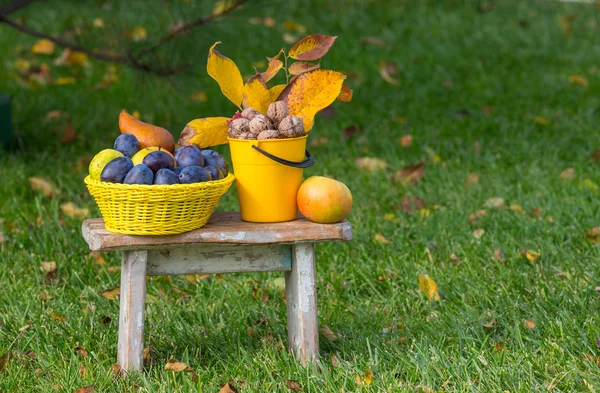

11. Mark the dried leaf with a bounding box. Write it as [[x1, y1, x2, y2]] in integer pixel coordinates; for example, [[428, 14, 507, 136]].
[[398, 195, 425, 213], [247, 326, 259, 338], [418, 274, 440, 301], [520, 250, 540, 263], [38, 290, 53, 301], [585, 227, 599, 243], [399, 134, 412, 147], [278, 69, 346, 131], [289, 34, 337, 60], [54, 49, 88, 67], [207, 42, 244, 108], [560, 168, 576, 180], [31, 39, 55, 55], [93, 18, 104, 28], [355, 157, 388, 172], [472, 228, 485, 239], [75, 347, 88, 357], [336, 84, 353, 102], [178, 117, 230, 148], [361, 36, 385, 47], [242, 76, 271, 114], [285, 380, 303, 391], [373, 233, 390, 244], [569, 74, 588, 87], [523, 319, 535, 329], [164, 359, 191, 373], [319, 325, 338, 341], [592, 149, 600, 162], [101, 286, 120, 300], [533, 116, 549, 126], [40, 261, 57, 272], [465, 173, 480, 185], [288, 61, 320, 76], [482, 105, 493, 115], [60, 121, 77, 144], [89, 252, 106, 265], [79, 362, 87, 377], [378, 61, 399, 85], [483, 197, 505, 208], [131, 26, 147, 42], [416, 385, 434, 393], [558, 14, 577, 37], [55, 77, 76, 85], [49, 312, 66, 322], [343, 125, 361, 139], [269, 84, 286, 103], [60, 202, 89, 220], [363, 369, 374, 385], [29, 177, 58, 197], [190, 91, 208, 102], [493, 248, 505, 263], [259, 49, 284, 83], [219, 382, 239, 393], [393, 161, 425, 184], [482, 318, 495, 332], [74, 385, 94, 393], [0, 352, 10, 372]]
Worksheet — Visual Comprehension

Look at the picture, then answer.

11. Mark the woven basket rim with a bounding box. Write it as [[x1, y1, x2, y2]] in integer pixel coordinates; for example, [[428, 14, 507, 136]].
[[84, 172, 235, 190]]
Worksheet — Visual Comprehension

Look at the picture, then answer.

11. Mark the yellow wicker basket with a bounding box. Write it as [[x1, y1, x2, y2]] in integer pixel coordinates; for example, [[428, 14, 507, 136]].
[[85, 173, 235, 235]]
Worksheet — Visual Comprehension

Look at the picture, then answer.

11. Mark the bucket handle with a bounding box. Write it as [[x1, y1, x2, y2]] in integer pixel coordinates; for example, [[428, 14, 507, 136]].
[[251, 145, 315, 168]]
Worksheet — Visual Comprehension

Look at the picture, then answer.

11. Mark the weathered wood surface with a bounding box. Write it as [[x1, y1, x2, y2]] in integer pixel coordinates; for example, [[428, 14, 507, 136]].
[[146, 244, 292, 276], [286, 244, 319, 365], [82, 212, 352, 251], [117, 250, 147, 372]]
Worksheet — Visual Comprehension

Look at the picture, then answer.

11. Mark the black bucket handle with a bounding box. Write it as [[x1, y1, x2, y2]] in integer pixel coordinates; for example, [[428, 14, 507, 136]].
[[251, 145, 315, 168]]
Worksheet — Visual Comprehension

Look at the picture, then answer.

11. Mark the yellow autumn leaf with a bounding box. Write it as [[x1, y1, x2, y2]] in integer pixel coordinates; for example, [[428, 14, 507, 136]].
[[533, 116, 549, 126], [93, 18, 104, 28], [60, 202, 89, 219], [269, 84, 286, 103], [569, 74, 588, 87], [28, 177, 59, 197], [289, 34, 337, 60], [363, 369, 374, 385], [418, 274, 440, 301], [279, 69, 345, 131], [522, 250, 540, 263], [178, 117, 230, 148], [207, 42, 244, 108], [55, 77, 76, 85], [336, 84, 353, 102], [288, 61, 320, 76], [164, 359, 191, 373], [259, 48, 284, 83], [355, 157, 388, 171], [31, 39, 55, 55], [242, 76, 271, 114], [131, 26, 147, 42], [101, 286, 120, 300], [373, 233, 390, 244], [54, 49, 88, 67]]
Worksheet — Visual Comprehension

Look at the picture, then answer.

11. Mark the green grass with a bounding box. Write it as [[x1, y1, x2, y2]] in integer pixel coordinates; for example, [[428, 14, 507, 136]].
[[2, 0, 600, 391]]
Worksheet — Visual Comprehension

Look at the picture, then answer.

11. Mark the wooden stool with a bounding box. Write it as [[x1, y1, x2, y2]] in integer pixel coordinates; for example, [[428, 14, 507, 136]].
[[81, 212, 352, 371]]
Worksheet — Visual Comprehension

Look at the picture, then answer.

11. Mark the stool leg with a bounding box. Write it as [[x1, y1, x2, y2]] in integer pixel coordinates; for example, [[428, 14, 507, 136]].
[[117, 250, 148, 372], [285, 243, 319, 365]]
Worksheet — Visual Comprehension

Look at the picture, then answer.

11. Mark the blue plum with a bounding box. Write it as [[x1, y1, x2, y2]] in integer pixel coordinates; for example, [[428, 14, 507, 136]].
[[204, 165, 224, 181], [154, 168, 180, 185], [100, 156, 134, 183], [124, 164, 153, 185], [172, 167, 184, 176], [201, 149, 229, 176], [114, 133, 139, 157], [143, 151, 175, 173], [175, 145, 204, 167], [178, 166, 211, 184]]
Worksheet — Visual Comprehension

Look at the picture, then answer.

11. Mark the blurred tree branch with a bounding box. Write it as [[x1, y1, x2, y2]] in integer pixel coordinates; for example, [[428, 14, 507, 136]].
[[0, 0, 246, 76]]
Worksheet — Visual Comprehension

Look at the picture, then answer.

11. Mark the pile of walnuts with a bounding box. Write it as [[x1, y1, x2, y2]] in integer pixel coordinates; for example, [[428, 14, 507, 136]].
[[228, 101, 305, 140]]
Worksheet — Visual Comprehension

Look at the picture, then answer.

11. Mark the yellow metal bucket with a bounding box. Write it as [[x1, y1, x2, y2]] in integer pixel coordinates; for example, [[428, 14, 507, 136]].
[[228, 135, 315, 223]]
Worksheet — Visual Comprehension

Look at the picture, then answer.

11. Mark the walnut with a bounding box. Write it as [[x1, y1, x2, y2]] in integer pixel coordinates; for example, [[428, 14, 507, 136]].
[[242, 108, 261, 120], [230, 118, 249, 134], [239, 132, 256, 140], [257, 130, 281, 140], [249, 115, 273, 136], [267, 101, 289, 126], [278, 116, 304, 138]]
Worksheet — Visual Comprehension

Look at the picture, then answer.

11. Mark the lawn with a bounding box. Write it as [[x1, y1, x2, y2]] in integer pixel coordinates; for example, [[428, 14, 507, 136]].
[[1, 0, 600, 392]]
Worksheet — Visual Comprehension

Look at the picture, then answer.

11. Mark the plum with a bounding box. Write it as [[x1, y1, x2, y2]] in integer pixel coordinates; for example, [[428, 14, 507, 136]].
[[100, 156, 134, 183], [201, 149, 229, 176], [178, 166, 211, 184], [143, 151, 175, 173], [154, 168, 180, 185], [172, 166, 184, 176], [124, 164, 153, 185], [114, 133, 139, 157], [175, 145, 204, 167], [204, 165, 224, 181]]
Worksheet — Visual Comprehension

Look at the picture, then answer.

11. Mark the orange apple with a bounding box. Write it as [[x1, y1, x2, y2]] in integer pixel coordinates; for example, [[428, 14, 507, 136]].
[[297, 176, 352, 223]]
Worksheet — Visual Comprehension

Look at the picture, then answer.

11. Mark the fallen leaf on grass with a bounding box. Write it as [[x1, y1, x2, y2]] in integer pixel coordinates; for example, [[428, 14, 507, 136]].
[[74, 385, 94, 393], [484, 197, 505, 208], [482, 318, 495, 332], [31, 39, 55, 55], [373, 233, 390, 244], [418, 274, 440, 301], [416, 386, 434, 393], [101, 286, 120, 300], [399, 134, 412, 147], [75, 347, 88, 357], [585, 227, 599, 243], [558, 14, 577, 37], [310, 137, 329, 147], [54, 49, 89, 67], [469, 210, 487, 224], [60, 121, 77, 144], [378, 61, 399, 85], [79, 362, 87, 377], [533, 116, 549, 126], [40, 261, 56, 272], [219, 382, 239, 393], [592, 149, 600, 162], [247, 326, 259, 338], [38, 290, 53, 301], [60, 202, 89, 219], [482, 105, 493, 115], [89, 252, 106, 265], [393, 161, 424, 184], [520, 250, 540, 263], [343, 125, 361, 139], [93, 18, 104, 28], [493, 248, 505, 263], [472, 229, 485, 239], [508, 204, 526, 215], [584, 354, 600, 367], [523, 319, 535, 329], [283, 33, 297, 44], [131, 26, 147, 42], [355, 157, 387, 171], [0, 352, 10, 372], [319, 325, 337, 341], [286, 380, 303, 391], [398, 195, 425, 213], [560, 168, 576, 180], [361, 36, 385, 47], [569, 75, 588, 87], [164, 359, 190, 372], [465, 173, 480, 185], [29, 177, 58, 197], [49, 312, 66, 322]]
